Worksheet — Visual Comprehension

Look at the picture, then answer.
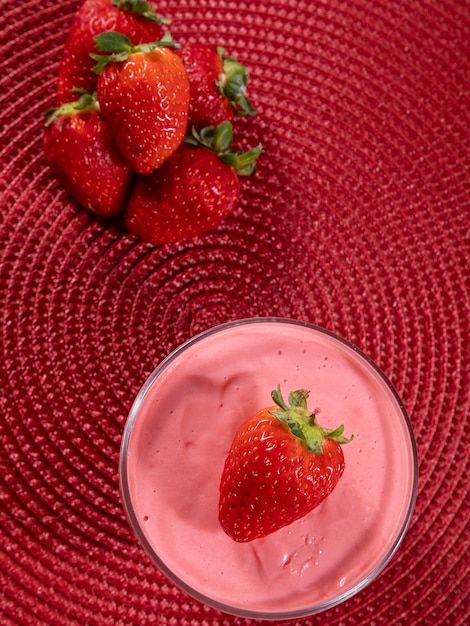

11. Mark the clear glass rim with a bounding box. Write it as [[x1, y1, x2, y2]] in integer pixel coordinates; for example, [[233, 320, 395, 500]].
[[119, 317, 419, 620]]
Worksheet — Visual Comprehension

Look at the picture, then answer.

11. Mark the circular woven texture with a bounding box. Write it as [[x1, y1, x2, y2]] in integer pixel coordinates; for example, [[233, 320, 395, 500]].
[[1, 0, 469, 624]]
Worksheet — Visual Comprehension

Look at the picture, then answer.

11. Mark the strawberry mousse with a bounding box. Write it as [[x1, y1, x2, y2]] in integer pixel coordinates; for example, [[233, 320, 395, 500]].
[[120, 318, 418, 618]]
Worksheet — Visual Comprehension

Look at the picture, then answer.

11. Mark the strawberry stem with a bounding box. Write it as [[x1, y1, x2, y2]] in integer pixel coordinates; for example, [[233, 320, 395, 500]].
[[91, 31, 179, 73], [185, 121, 262, 176], [111, 0, 171, 24], [216, 47, 256, 117], [43, 90, 99, 126], [270, 385, 353, 453]]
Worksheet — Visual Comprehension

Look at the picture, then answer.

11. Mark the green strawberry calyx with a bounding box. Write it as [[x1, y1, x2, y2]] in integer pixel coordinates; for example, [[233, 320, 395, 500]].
[[269, 385, 354, 454], [91, 31, 179, 73], [43, 89, 99, 126], [185, 121, 262, 176], [216, 47, 256, 117], [111, 0, 171, 25]]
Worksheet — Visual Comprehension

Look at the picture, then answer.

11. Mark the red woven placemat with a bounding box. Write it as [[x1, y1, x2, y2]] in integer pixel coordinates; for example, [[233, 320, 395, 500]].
[[1, 0, 469, 624]]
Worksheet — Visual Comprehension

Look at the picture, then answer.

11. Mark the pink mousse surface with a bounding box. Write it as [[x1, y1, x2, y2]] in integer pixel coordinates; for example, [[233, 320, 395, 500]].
[[122, 321, 416, 615]]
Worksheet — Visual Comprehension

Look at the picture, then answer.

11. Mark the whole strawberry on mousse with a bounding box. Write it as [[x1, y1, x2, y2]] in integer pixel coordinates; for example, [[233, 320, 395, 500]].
[[91, 31, 190, 174], [57, 0, 170, 104], [43, 90, 133, 216], [218, 385, 353, 542], [124, 120, 261, 245], [179, 43, 256, 130]]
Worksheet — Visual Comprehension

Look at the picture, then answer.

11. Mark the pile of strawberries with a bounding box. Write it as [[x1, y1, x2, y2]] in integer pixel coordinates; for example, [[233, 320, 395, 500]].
[[43, 0, 261, 245]]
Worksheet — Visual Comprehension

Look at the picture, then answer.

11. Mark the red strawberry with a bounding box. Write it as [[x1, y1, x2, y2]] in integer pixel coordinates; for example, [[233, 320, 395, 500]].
[[43, 90, 133, 216], [218, 385, 353, 542], [179, 43, 256, 130], [57, 0, 170, 104], [92, 31, 190, 174], [124, 121, 261, 244]]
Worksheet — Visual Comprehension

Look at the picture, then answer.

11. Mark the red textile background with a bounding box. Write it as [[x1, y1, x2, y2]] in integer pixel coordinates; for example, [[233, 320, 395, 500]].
[[0, 0, 469, 624]]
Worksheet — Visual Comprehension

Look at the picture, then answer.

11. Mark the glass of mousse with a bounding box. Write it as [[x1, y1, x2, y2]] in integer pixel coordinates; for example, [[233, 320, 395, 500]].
[[120, 317, 418, 619]]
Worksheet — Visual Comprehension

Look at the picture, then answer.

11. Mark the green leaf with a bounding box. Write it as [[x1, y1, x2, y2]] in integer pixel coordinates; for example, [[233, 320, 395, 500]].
[[233, 94, 256, 117], [90, 51, 128, 74], [198, 125, 216, 147], [288, 425, 306, 440], [288, 390, 309, 409], [230, 145, 262, 176], [184, 135, 200, 147], [94, 31, 134, 53], [159, 31, 174, 45], [212, 120, 233, 153], [325, 424, 345, 439], [327, 426, 354, 445], [184, 122, 232, 152], [218, 153, 239, 169], [111, 0, 171, 24], [271, 384, 289, 412]]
